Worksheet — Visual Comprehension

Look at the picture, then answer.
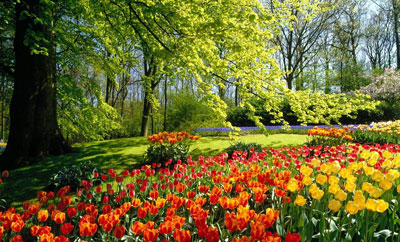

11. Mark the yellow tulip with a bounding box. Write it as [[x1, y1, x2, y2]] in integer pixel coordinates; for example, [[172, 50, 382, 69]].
[[379, 179, 392, 191], [287, 179, 299, 192], [345, 201, 359, 215], [383, 151, 391, 159], [328, 176, 339, 185], [372, 170, 384, 182], [302, 176, 313, 186], [362, 182, 373, 193], [311, 189, 324, 200], [363, 166, 374, 176], [335, 189, 347, 202], [360, 150, 370, 159], [316, 174, 328, 185], [320, 163, 330, 174], [295, 195, 306, 206], [311, 159, 321, 168], [300, 165, 313, 177], [340, 168, 351, 179], [366, 199, 378, 212], [369, 187, 383, 199], [330, 162, 341, 174], [376, 199, 389, 213], [368, 158, 377, 166], [344, 182, 356, 193], [328, 184, 340, 195], [328, 199, 342, 212]]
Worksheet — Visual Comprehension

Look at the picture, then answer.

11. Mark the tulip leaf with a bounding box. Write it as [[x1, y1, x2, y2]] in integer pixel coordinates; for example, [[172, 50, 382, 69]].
[[329, 218, 338, 233], [373, 229, 392, 240]]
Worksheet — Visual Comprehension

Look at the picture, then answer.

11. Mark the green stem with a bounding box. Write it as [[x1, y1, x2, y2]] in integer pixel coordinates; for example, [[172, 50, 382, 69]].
[[364, 210, 369, 242], [338, 211, 343, 240]]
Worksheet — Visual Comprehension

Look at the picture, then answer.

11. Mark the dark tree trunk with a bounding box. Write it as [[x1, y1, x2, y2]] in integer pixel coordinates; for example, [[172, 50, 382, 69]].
[[393, 0, 400, 70], [0, 79, 5, 141], [235, 83, 239, 107], [0, 0, 72, 170], [141, 91, 150, 137], [105, 52, 112, 105], [286, 72, 293, 90], [140, 58, 159, 137], [163, 77, 167, 131]]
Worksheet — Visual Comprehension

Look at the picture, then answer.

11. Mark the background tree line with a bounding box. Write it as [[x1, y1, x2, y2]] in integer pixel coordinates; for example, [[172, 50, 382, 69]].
[[0, 0, 392, 169]]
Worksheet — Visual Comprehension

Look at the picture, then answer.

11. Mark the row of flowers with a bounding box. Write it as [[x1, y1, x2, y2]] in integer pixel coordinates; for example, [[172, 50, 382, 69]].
[[146, 131, 199, 144], [348, 120, 400, 135], [2, 142, 400, 241]]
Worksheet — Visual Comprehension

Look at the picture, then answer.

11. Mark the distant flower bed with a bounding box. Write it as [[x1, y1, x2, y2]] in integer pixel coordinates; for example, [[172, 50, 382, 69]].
[[0, 142, 5, 152], [307, 126, 354, 146], [194, 125, 344, 133], [348, 120, 400, 144]]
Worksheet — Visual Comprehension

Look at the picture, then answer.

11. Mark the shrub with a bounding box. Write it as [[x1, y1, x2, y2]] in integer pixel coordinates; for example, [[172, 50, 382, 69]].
[[48, 161, 98, 191], [167, 92, 221, 132], [225, 141, 263, 159], [144, 131, 199, 167]]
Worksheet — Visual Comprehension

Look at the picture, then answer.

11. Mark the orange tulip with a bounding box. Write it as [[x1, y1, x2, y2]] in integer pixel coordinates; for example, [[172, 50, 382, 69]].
[[37, 209, 49, 222], [173, 229, 191, 242], [143, 228, 159, 242]]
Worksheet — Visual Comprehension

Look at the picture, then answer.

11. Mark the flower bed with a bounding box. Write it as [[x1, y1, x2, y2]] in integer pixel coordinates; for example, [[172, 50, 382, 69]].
[[0, 142, 5, 152], [307, 126, 353, 146], [194, 125, 348, 136], [348, 120, 400, 144], [1, 143, 400, 241]]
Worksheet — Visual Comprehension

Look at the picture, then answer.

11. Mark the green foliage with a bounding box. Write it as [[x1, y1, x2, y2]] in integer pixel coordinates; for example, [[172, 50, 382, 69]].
[[285, 90, 379, 126], [351, 130, 400, 145], [339, 101, 398, 124], [167, 92, 221, 132], [145, 143, 190, 167], [48, 160, 98, 191], [225, 141, 263, 159], [306, 135, 350, 147], [57, 74, 122, 143]]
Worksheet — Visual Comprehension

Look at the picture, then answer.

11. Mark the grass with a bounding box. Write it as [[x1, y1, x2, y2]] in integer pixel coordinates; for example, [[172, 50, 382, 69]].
[[1, 134, 308, 208]]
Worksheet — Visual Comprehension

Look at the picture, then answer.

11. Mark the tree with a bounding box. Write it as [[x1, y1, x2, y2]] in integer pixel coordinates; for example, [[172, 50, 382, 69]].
[[0, 0, 73, 169], [363, 9, 394, 70], [359, 69, 400, 106], [269, 0, 336, 90]]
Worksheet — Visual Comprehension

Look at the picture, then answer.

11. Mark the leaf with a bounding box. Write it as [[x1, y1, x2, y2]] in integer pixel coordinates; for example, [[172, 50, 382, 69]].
[[373, 230, 392, 240], [329, 218, 338, 233], [276, 219, 284, 236], [311, 217, 318, 226]]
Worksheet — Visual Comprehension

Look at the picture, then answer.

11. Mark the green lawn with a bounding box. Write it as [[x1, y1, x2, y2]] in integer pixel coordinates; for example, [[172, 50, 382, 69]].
[[2, 134, 308, 208]]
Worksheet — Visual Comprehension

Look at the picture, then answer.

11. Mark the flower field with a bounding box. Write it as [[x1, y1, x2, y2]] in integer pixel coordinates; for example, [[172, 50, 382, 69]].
[[348, 120, 400, 145], [1, 140, 400, 241]]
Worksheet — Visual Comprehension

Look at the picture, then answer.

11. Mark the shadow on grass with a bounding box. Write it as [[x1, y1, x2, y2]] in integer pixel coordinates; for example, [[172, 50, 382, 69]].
[[3, 137, 149, 208]]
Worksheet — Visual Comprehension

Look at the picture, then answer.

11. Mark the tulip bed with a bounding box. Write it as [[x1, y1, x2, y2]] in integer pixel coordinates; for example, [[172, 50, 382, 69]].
[[348, 120, 400, 144], [1, 142, 400, 242], [307, 127, 354, 147]]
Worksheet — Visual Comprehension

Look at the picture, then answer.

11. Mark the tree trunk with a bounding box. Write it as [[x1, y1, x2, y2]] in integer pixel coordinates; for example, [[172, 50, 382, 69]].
[[393, 0, 400, 69], [140, 57, 159, 137], [141, 90, 151, 137], [105, 52, 113, 105], [324, 54, 331, 94], [235, 83, 239, 107], [0, 0, 72, 170], [163, 77, 167, 131], [0, 79, 5, 141], [286, 72, 293, 90]]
